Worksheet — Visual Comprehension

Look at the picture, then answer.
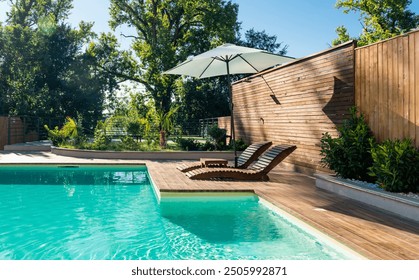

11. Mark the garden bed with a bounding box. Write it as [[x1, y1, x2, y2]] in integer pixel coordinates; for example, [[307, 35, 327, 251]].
[[51, 146, 236, 161], [315, 173, 419, 223]]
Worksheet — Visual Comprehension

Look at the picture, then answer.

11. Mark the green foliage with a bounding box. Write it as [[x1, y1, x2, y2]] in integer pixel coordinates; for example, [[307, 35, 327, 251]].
[[153, 105, 180, 148], [93, 0, 240, 120], [332, 25, 353, 46], [0, 0, 115, 128], [175, 138, 202, 151], [175, 78, 230, 128], [320, 107, 375, 181], [240, 28, 288, 55], [207, 125, 227, 150], [44, 116, 79, 146], [335, 0, 419, 46], [201, 140, 216, 151], [233, 138, 249, 151], [120, 136, 139, 151], [92, 121, 111, 150], [369, 139, 419, 193]]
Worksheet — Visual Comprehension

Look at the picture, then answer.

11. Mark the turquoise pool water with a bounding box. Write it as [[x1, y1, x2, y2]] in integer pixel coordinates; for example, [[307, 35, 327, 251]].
[[0, 165, 353, 260]]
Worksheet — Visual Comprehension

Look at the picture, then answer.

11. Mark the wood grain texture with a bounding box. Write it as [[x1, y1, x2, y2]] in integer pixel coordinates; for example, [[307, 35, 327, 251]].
[[231, 42, 356, 173], [355, 30, 419, 146]]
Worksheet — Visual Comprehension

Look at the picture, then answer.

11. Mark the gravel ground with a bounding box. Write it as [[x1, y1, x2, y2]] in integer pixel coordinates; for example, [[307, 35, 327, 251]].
[[340, 177, 419, 201]]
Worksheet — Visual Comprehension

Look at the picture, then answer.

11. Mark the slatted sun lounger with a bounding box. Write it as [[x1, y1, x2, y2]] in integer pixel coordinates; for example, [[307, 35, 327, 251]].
[[176, 141, 272, 172], [185, 144, 296, 181]]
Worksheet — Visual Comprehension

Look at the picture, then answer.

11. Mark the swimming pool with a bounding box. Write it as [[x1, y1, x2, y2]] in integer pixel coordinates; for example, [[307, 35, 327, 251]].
[[0, 165, 359, 260]]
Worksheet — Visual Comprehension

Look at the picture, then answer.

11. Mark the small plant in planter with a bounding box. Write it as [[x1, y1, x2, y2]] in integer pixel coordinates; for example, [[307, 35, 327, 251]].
[[369, 138, 419, 193], [320, 107, 375, 182]]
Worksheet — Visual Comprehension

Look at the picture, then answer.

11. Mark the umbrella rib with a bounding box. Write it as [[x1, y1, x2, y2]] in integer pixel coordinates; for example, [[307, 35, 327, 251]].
[[237, 54, 259, 72], [198, 57, 217, 78]]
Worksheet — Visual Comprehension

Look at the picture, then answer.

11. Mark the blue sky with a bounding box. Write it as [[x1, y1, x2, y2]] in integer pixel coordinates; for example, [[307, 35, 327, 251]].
[[1, 0, 419, 58]]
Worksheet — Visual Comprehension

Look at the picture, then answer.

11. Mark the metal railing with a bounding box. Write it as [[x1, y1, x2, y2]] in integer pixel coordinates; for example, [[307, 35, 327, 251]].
[[0, 116, 63, 148]]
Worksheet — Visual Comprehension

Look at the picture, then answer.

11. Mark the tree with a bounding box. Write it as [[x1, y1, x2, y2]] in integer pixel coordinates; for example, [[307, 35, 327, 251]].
[[0, 0, 117, 129], [92, 0, 239, 116], [331, 25, 353, 46], [174, 77, 230, 128], [335, 0, 419, 46], [240, 28, 288, 55], [88, 0, 239, 147]]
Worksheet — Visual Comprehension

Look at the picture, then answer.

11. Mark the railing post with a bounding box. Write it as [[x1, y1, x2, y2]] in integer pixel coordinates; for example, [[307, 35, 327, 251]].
[[7, 116, 10, 145], [23, 116, 26, 143]]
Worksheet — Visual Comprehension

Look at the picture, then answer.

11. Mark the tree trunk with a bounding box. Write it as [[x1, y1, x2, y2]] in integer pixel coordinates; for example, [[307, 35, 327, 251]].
[[159, 130, 166, 148]]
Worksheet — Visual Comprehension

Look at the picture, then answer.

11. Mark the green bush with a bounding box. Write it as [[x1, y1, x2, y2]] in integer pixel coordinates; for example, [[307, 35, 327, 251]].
[[176, 138, 202, 151], [233, 138, 249, 151], [201, 140, 215, 151], [320, 107, 375, 181], [207, 125, 226, 150], [120, 136, 139, 151], [92, 121, 111, 150], [44, 116, 79, 146], [369, 139, 419, 193]]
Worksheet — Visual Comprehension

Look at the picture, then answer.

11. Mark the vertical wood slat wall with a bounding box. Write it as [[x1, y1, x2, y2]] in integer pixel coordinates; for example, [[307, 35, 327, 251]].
[[0, 117, 8, 150], [355, 30, 419, 147], [231, 42, 356, 173]]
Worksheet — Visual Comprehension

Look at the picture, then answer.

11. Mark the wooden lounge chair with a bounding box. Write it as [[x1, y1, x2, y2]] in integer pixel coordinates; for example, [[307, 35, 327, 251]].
[[176, 141, 272, 172], [185, 144, 297, 181]]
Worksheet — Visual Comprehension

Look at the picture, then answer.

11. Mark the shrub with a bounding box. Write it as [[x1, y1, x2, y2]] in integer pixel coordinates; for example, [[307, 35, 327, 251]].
[[233, 138, 249, 151], [201, 140, 215, 151], [92, 121, 111, 150], [176, 138, 202, 151], [369, 139, 419, 193], [320, 107, 375, 181], [44, 116, 79, 146], [207, 125, 226, 150]]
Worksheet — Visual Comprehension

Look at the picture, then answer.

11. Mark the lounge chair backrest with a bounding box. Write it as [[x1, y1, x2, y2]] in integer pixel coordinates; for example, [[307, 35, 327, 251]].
[[237, 141, 272, 168], [251, 144, 297, 173]]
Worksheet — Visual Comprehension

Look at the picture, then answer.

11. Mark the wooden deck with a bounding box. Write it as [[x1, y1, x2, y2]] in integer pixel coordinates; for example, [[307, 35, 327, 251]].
[[0, 151, 418, 259], [147, 160, 419, 260]]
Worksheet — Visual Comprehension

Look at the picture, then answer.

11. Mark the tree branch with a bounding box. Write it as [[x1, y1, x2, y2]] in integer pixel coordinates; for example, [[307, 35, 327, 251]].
[[120, 33, 140, 40], [114, 0, 150, 42]]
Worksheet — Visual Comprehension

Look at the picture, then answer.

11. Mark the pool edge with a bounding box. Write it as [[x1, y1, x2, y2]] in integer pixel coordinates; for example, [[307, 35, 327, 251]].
[[258, 197, 367, 260]]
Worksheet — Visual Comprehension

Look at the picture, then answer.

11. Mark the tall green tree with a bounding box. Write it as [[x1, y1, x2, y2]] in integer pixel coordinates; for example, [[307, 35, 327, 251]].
[[240, 28, 288, 55], [93, 0, 239, 115], [89, 0, 239, 147], [331, 25, 353, 46], [334, 0, 419, 46], [0, 0, 116, 129]]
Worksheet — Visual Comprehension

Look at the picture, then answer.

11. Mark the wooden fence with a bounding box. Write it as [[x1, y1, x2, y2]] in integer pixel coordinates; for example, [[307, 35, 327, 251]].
[[0, 116, 58, 150], [355, 30, 419, 147], [0, 117, 7, 150], [232, 42, 356, 173]]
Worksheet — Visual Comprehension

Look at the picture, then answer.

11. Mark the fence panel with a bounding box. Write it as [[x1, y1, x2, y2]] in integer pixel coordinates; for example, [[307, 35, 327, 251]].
[[0, 116, 63, 150], [232, 42, 356, 173], [355, 30, 419, 147]]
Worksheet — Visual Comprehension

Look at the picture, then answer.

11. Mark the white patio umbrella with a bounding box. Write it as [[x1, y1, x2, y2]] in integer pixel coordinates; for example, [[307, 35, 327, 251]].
[[164, 43, 295, 166]]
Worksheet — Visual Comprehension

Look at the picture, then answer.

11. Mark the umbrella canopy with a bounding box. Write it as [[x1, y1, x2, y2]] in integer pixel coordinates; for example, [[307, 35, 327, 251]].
[[164, 43, 295, 166], [164, 43, 295, 78]]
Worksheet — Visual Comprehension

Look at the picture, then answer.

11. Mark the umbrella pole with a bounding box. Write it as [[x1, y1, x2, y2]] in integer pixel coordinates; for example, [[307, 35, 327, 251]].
[[226, 61, 238, 167]]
